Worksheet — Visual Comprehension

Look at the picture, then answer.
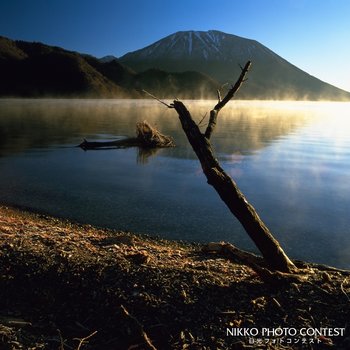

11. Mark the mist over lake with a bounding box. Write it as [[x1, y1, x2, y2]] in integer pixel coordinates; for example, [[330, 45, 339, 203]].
[[1, 98, 350, 268]]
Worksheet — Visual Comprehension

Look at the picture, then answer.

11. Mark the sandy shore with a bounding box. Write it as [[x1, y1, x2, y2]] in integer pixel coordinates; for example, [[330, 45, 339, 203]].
[[0, 205, 349, 349]]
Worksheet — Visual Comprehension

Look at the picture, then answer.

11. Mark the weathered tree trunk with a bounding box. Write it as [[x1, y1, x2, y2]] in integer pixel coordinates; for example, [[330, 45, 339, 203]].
[[171, 61, 297, 273]]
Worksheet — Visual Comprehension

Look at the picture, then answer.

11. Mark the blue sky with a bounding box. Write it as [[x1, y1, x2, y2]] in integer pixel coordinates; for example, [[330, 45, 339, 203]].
[[1, 0, 349, 91]]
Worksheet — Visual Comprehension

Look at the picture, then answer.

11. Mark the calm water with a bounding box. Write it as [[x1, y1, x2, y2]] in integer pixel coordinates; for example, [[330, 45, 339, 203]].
[[1, 98, 350, 268]]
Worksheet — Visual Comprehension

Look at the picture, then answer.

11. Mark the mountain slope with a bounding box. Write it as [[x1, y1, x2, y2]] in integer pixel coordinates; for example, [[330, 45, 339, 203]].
[[89, 52, 219, 98], [120, 30, 350, 100], [0, 36, 134, 97], [0, 36, 218, 99], [131, 69, 218, 99]]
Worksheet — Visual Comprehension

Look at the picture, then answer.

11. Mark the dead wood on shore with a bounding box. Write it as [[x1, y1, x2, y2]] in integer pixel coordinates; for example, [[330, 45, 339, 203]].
[[0, 206, 349, 350]]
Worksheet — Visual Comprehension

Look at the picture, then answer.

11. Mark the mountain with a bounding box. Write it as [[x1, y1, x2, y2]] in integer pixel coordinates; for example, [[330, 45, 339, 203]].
[[0, 36, 136, 97], [99, 55, 118, 63], [88, 52, 218, 99], [2, 33, 349, 100], [130, 69, 218, 99], [120, 30, 350, 100], [0, 36, 217, 99]]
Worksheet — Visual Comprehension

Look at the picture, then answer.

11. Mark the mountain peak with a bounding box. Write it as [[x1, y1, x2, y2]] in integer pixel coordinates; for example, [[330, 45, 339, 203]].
[[119, 30, 350, 100], [120, 30, 258, 62]]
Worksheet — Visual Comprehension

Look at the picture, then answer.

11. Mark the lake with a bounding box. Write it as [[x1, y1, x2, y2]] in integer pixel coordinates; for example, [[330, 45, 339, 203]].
[[1, 98, 350, 268]]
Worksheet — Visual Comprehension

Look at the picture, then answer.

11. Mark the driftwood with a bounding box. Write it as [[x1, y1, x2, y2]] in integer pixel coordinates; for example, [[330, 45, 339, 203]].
[[203, 242, 305, 287], [168, 61, 297, 273], [73, 330, 98, 350], [79, 121, 175, 150], [120, 305, 157, 350], [79, 137, 139, 150]]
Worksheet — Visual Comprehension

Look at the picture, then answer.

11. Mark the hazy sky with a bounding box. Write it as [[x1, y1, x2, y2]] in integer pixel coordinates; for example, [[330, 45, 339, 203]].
[[1, 0, 349, 91]]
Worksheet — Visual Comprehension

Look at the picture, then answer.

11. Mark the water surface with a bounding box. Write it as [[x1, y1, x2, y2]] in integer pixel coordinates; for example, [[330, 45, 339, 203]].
[[1, 98, 349, 268]]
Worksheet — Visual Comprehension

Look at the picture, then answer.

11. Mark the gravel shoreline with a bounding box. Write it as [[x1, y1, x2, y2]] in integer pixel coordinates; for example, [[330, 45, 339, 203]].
[[0, 205, 349, 349]]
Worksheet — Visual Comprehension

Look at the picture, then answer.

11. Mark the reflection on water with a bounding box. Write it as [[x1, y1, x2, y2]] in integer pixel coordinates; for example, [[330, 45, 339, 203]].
[[0, 99, 350, 268], [0, 99, 308, 159]]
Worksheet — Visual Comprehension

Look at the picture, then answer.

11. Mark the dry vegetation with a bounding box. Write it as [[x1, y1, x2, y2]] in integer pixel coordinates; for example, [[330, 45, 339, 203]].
[[0, 205, 349, 350]]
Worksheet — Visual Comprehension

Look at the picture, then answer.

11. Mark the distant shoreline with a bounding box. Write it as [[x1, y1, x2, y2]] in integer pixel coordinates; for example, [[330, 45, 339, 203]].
[[2, 96, 350, 102]]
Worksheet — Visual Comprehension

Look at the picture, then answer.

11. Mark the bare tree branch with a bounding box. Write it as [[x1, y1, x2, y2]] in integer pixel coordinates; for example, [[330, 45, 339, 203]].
[[170, 61, 297, 273], [142, 89, 173, 108], [204, 61, 251, 139], [216, 89, 222, 103], [197, 112, 208, 127]]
